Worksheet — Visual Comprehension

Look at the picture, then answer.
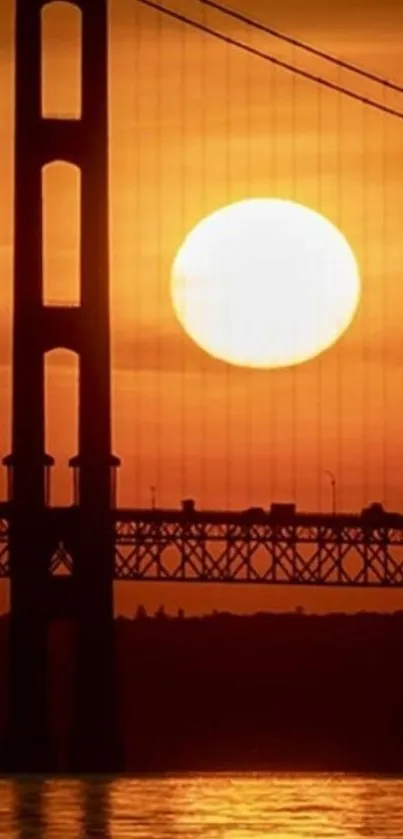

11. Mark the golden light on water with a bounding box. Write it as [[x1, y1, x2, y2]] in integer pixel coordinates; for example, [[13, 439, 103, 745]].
[[107, 774, 403, 837], [171, 199, 361, 369], [2, 776, 403, 837]]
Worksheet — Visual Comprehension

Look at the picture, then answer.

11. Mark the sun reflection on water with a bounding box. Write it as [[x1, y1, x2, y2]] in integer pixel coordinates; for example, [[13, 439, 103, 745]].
[[3, 773, 403, 838], [108, 773, 403, 839]]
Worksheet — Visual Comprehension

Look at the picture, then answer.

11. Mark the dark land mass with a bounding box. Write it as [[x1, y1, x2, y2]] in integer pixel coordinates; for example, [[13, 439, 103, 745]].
[[1, 609, 403, 774]]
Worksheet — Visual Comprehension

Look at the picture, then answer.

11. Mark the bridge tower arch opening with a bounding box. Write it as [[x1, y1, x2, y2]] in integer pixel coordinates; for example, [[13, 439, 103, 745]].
[[45, 348, 78, 508], [2, 0, 122, 772], [42, 161, 81, 308], [41, 1, 82, 120]]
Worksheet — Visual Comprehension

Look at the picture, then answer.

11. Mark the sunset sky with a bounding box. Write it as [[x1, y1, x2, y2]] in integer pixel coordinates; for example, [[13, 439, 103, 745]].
[[1, 0, 403, 613]]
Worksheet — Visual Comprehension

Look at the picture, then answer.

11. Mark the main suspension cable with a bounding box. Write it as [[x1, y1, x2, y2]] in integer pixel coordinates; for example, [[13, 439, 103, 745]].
[[197, 0, 403, 96], [136, 0, 403, 121]]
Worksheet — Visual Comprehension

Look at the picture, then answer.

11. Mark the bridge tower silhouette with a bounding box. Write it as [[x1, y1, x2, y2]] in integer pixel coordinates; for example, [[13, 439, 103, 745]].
[[1, 0, 121, 771]]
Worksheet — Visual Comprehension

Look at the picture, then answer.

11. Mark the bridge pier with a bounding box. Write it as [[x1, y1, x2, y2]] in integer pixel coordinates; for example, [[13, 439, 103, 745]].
[[2, 617, 54, 773]]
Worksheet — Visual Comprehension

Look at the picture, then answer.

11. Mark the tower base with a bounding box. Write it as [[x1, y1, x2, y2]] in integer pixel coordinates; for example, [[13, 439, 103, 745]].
[[0, 726, 56, 774]]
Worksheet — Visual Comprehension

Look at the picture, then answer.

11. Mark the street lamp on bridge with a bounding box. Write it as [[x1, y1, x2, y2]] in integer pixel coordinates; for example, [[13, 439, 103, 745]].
[[325, 470, 337, 514]]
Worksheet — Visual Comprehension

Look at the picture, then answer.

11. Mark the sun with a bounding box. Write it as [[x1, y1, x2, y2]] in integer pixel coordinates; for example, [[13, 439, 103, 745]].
[[170, 198, 361, 369]]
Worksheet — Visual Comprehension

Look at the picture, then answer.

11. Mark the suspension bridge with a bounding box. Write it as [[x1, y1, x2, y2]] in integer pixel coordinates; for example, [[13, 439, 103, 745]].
[[2, 0, 402, 772]]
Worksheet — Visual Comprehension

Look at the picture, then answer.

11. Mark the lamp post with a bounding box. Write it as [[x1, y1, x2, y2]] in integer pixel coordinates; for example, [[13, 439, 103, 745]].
[[325, 470, 336, 514]]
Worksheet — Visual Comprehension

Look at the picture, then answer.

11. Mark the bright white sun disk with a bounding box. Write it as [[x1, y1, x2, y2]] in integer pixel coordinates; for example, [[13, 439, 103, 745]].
[[170, 199, 361, 369]]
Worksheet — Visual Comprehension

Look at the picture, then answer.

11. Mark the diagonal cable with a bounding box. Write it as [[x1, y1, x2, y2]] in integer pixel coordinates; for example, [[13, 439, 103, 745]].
[[198, 0, 403, 95], [136, 0, 403, 121]]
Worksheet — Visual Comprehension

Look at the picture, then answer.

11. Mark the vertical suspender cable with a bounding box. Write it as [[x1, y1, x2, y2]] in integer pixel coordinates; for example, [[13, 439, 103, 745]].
[[380, 86, 387, 505], [179, 11, 186, 501], [245, 40, 251, 507], [362, 98, 367, 507], [133, 0, 141, 506], [270, 62, 277, 502], [200, 7, 207, 508], [290, 43, 297, 506], [156, 3, 162, 504], [223, 25, 230, 509], [335, 65, 342, 515], [317, 67, 323, 511]]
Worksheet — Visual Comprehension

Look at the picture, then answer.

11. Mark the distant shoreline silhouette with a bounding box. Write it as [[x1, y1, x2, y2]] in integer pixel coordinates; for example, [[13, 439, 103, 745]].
[[0, 609, 402, 774]]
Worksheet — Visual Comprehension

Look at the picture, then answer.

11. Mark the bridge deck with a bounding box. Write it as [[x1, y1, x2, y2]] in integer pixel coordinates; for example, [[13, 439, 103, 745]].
[[0, 505, 402, 586]]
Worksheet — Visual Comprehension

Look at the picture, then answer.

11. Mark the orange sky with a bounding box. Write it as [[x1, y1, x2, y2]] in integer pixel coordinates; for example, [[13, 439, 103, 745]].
[[1, 0, 403, 613]]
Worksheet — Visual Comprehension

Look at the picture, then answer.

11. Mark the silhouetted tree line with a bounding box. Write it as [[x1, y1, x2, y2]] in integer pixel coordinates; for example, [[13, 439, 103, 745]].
[[1, 610, 403, 773]]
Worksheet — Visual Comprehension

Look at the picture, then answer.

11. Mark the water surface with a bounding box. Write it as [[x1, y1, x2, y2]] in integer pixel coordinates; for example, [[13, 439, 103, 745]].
[[1, 773, 402, 838]]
